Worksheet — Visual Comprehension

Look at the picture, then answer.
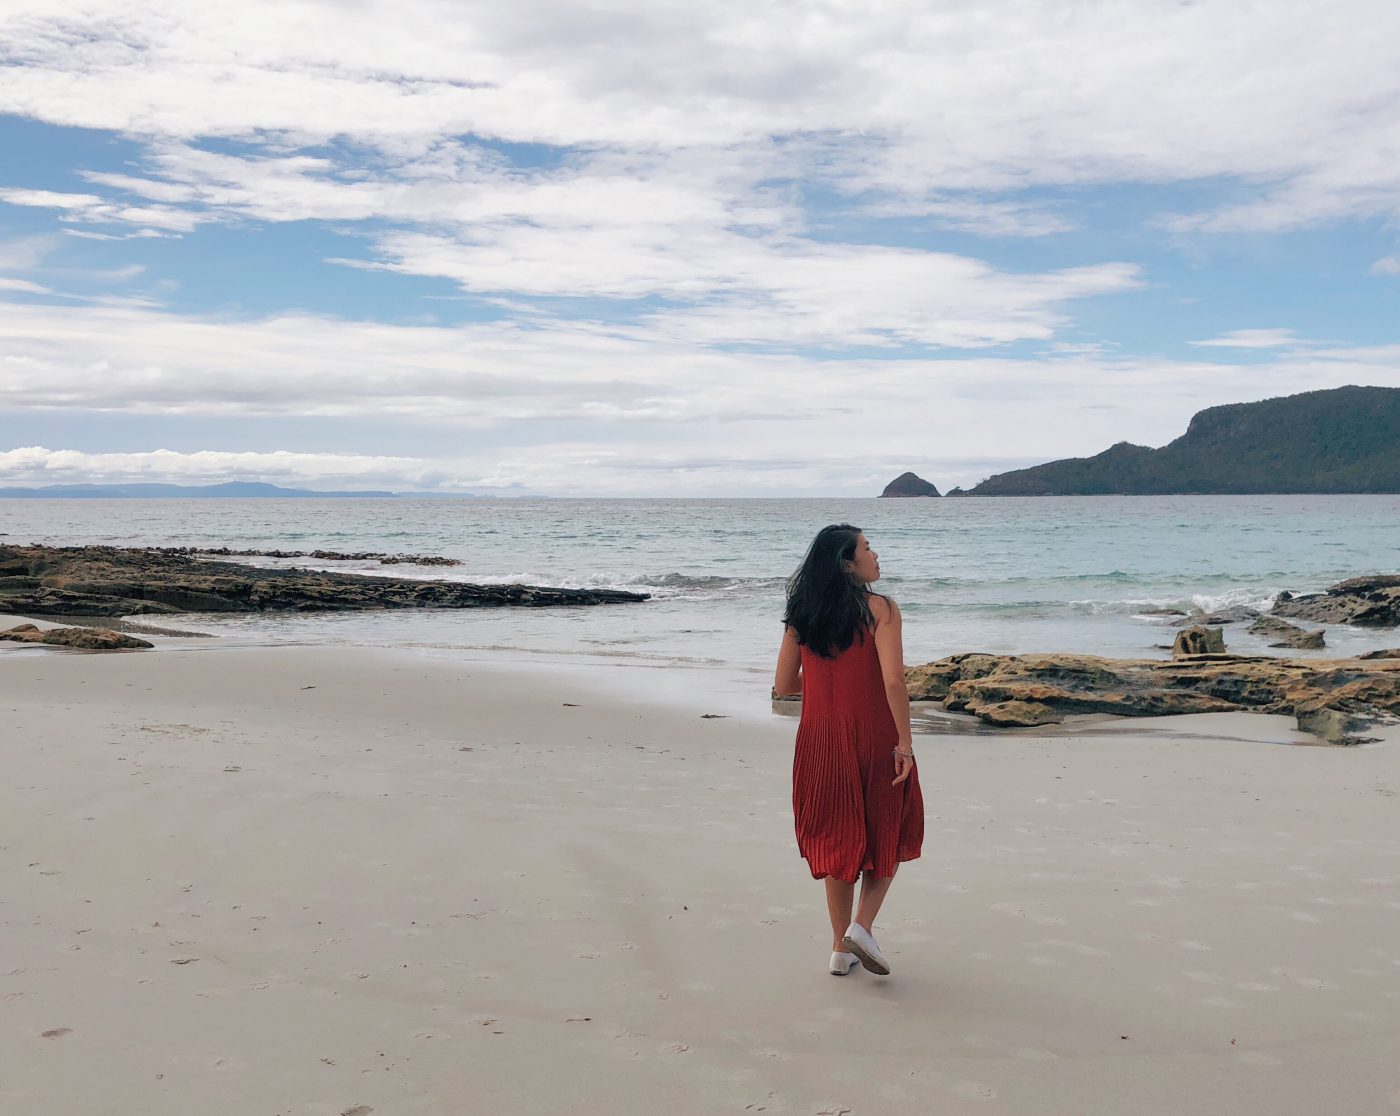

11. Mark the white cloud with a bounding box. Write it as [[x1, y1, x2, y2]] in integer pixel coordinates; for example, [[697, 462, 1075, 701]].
[[0, 446, 428, 488], [2, 2, 1399, 232], [1371, 256, 1400, 276], [1, 295, 1398, 494], [0, 186, 204, 231], [0, 137, 1142, 349], [360, 229, 1140, 348], [0, 277, 51, 294], [1188, 329, 1301, 349]]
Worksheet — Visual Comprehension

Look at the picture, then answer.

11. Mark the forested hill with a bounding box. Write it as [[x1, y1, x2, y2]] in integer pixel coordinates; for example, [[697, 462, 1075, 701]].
[[962, 385, 1400, 495]]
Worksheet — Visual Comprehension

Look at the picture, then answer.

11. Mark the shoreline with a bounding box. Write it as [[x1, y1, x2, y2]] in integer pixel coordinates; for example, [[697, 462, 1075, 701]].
[[7, 611, 1399, 746], [4, 641, 1400, 1113]]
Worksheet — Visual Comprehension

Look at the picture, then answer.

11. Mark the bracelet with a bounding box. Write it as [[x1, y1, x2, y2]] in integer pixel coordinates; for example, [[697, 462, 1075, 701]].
[[893, 748, 915, 759]]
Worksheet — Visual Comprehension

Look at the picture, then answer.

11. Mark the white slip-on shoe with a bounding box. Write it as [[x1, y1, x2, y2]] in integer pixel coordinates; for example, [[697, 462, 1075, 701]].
[[829, 950, 860, 975], [842, 922, 891, 975]]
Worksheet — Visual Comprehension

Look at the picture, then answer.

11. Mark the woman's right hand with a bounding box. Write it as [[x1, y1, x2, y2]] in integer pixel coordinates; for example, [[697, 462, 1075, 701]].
[[892, 746, 915, 785]]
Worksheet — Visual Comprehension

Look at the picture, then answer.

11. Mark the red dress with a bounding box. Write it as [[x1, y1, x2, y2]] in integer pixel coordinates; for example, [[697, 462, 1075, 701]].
[[793, 629, 924, 882]]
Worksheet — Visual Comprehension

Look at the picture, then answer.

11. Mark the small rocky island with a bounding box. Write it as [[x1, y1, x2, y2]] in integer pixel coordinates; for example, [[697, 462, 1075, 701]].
[[0, 544, 647, 617], [880, 472, 941, 497]]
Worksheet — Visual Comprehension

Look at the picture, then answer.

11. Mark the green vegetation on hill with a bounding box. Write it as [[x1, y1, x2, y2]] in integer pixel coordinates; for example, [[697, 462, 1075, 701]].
[[965, 385, 1400, 495]]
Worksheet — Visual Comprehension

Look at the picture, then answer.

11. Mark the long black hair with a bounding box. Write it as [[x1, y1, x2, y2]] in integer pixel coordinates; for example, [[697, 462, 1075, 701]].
[[783, 523, 877, 658]]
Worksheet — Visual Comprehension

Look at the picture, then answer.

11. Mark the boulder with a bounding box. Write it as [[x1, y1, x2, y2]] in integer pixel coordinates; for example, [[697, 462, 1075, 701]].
[[974, 700, 1064, 727], [1173, 626, 1226, 657], [1272, 575, 1400, 627], [0, 623, 153, 650], [1248, 616, 1326, 649], [1294, 706, 1378, 745], [880, 472, 941, 498]]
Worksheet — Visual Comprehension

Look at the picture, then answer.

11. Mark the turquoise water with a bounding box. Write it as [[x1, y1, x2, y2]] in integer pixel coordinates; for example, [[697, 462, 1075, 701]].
[[4, 495, 1398, 670]]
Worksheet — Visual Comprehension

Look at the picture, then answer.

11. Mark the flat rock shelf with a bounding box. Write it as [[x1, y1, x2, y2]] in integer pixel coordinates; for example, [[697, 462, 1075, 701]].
[[905, 651, 1400, 744], [0, 544, 649, 617]]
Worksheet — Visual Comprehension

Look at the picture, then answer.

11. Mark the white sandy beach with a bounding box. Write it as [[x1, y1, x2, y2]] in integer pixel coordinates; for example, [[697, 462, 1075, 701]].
[[4, 636, 1400, 1116]]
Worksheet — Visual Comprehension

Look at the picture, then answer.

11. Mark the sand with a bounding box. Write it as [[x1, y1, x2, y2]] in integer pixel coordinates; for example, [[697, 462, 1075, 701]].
[[3, 637, 1400, 1115]]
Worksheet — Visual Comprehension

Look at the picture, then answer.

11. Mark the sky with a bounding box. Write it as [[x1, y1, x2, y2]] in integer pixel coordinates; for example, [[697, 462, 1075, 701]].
[[1, 0, 1398, 497]]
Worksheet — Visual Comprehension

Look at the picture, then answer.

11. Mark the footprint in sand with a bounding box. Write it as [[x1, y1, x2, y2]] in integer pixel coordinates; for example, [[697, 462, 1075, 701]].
[[341, 1107, 373, 1116], [41, 1028, 72, 1039]]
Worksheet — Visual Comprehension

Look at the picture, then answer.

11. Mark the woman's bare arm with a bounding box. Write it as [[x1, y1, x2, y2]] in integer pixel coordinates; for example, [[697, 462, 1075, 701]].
[[871, 596, 915, 784], [774, 625, 802, 697]]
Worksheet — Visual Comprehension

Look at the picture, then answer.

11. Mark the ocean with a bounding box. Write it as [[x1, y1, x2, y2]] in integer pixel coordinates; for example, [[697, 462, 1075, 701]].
[[5, 495, 1399, 687]]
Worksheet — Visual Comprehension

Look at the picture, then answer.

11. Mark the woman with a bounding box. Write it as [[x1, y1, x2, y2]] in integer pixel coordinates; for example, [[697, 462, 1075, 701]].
[[773, 524, 923, 977]]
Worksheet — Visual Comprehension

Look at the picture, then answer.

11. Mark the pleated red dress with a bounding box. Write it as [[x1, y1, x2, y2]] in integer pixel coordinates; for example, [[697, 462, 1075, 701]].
[[793, 629, 924, 883]]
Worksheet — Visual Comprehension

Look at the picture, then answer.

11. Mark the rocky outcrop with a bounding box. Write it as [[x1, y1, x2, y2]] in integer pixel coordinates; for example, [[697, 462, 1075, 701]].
[[1272, 575, 1400, 628], [0, 544, 648, 617], [880, 472, 941, 497], [1173, 626, 1225, 657], [0, 623, 153, 649], [1248, 616, 1325, 649], [905, 651, 1400, 744]]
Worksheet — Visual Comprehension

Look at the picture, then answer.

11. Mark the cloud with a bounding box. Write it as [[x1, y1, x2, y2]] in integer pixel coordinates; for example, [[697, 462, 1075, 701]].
[[2, 293, 1398, 494], [0, 186, 204, 232], [1371, 255, 1400, 276], [0, 277, 51, 293], [0, 446, 429, 488], [360, 229, 1141, 348], [2, 2, 1399, 233], [1188, 329, 1301, 349]]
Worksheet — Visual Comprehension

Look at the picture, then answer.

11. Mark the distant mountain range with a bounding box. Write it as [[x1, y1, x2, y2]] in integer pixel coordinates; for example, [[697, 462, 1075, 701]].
[[0, 481, 397, 498], [955, 385, 1400, 495]]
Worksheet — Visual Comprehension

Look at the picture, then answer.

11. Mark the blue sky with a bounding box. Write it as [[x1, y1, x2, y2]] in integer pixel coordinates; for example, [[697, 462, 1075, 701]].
[[1, 1, 1398, 495]]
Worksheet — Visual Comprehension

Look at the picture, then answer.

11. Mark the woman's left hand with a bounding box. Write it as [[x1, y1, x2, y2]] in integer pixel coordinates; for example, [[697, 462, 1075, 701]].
[[892, 747, 915, 785]]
